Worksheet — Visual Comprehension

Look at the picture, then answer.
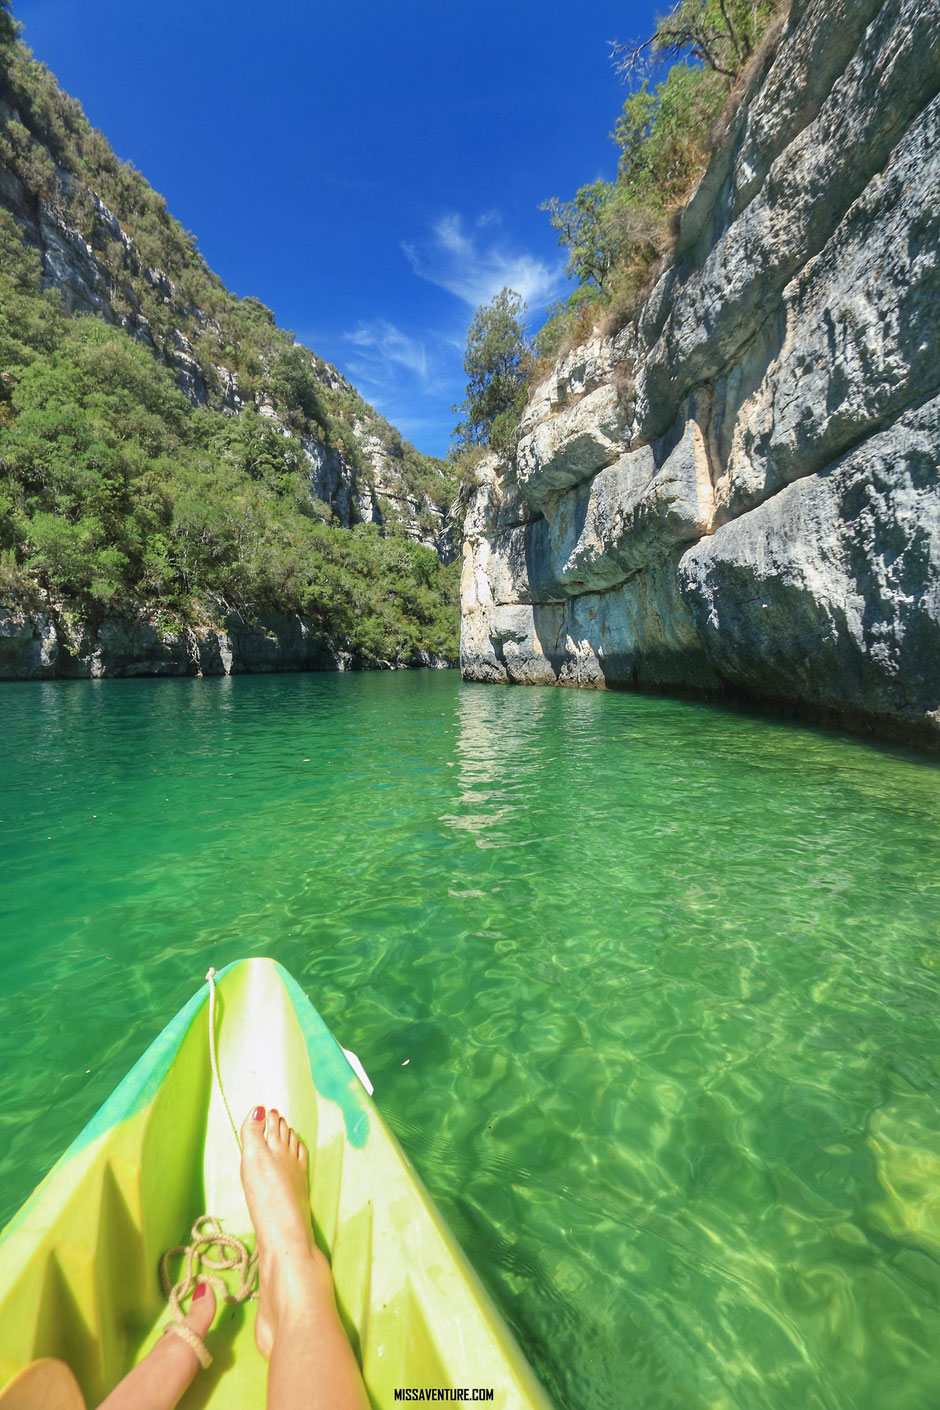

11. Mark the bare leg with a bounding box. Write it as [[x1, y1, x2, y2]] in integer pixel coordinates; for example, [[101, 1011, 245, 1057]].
[[239, 1106, 369, 1410], [95, 1283, 216, 1410]]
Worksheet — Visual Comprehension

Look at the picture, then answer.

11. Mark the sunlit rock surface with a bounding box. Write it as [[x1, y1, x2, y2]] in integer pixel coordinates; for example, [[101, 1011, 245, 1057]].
[[460, 0, 940, 747]]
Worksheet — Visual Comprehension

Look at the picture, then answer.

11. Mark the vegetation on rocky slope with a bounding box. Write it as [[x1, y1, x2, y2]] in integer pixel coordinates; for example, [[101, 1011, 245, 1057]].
[[536, 0, 787, 363], [0, 1, 458, 662], [0, 220, 457, 660]]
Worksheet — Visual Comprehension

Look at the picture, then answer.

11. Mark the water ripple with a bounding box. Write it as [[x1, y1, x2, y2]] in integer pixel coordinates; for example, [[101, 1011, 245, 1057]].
[[1, 673, 939, 1408]]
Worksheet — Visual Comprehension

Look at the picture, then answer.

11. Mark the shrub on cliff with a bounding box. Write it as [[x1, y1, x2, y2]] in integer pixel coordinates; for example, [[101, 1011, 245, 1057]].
[[0, 0, 16, 60], [610, 0, 781, 84]]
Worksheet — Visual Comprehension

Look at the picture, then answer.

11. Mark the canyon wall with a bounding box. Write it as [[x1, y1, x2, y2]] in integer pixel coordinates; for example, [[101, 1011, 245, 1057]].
[[461, 0, 940, 747], [0, 101, 451, 555], [0, 602, 449, 679]]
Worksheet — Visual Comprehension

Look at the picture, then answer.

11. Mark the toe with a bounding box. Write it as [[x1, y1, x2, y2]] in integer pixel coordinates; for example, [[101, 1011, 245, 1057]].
[[152, 1284, 217, 1397], [298, 1139, 308, 1168], [186, 1282, 217, 1339], [240, 1106, 266, 1151], [278, 1115, 288, 1143], [288, 1127, 298, 1158], [265, 1107, 280, 1142]]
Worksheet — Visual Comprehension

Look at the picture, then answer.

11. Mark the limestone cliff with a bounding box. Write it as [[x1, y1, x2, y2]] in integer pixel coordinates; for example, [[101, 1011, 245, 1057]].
[[461, 0, 940, 747]]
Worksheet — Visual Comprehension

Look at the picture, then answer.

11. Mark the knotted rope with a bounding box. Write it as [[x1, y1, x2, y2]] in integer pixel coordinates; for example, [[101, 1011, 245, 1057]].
[[158, 968, 259, 1367]]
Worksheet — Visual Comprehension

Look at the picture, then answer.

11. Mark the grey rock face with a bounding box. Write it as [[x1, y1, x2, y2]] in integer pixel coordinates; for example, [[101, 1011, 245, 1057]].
[[516, 383, 625, 508], [0, 608, 59, 679], [352, 421, 454, 559], [0, 605, 454, 680], [304, 439, 356, 525], [460, 0, 940, 748], [678, 398, 940, 739]]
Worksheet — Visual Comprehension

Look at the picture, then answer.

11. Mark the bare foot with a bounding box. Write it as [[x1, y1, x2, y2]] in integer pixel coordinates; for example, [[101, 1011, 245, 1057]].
[[96, 1283, 216, 1410], [239, 1106, 332, 1359], [241, 1107, 370, 1409]]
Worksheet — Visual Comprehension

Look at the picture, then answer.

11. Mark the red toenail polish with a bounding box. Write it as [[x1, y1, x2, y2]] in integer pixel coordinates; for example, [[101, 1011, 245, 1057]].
[[252, 1106, 265, 1121], [193, 1283, 207, 1301]]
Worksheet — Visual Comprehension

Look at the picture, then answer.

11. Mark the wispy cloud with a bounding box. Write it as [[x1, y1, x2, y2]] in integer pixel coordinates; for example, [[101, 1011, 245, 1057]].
[[338, 317, 462, 452], [313, 211, 565, 456], [345, 319, 430, 383], [402, 212, 564, 310]]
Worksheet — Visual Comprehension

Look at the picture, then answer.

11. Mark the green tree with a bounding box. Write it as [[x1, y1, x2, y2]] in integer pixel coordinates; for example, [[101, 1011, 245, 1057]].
[[453, 288, 531, 454], [0, 213, 62, 420], [0, 0, 16, 51], [542, 178, 665, 315], [542, 181, 618, 294], [611, 0, 778, 82]]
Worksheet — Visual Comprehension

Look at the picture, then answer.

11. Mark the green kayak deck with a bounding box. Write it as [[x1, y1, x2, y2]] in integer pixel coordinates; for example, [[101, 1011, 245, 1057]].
[[0, 958, 552, 1408]]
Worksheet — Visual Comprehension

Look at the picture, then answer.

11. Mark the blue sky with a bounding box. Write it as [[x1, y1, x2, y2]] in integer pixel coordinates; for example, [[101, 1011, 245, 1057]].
[[15, 0, 661, 456]]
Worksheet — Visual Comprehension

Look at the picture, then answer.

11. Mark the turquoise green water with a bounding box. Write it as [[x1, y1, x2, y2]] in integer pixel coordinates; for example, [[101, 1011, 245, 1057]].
[[1, 672, 939, 1409]]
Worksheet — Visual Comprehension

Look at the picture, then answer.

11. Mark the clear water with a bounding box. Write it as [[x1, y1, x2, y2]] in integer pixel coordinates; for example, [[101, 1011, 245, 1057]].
[[1, 671, 938, 1410]]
